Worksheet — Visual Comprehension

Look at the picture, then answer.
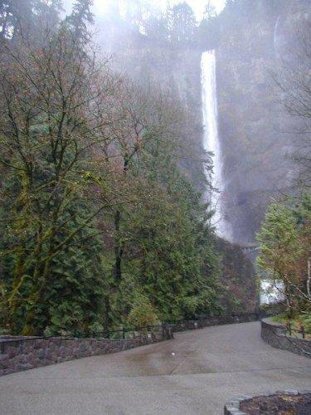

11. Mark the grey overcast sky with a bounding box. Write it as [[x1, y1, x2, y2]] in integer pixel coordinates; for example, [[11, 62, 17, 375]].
[[93, 1, 226, 20]]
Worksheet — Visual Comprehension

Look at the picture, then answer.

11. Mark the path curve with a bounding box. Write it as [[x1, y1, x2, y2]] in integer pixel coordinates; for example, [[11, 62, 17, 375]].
[[0, 322, 310, 414]]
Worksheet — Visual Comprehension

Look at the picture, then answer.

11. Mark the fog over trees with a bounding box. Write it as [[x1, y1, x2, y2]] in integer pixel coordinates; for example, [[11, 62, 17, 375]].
[[0, 0, 309, 336]]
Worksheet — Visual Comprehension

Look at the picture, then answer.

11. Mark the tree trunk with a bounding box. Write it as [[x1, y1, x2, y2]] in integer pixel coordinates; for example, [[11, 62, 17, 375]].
[[114, 210, 123, 283]]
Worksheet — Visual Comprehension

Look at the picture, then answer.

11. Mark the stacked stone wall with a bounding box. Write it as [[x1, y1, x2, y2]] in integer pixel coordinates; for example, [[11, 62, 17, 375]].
[[261, 319, 311, 358], [0, 326, 173, 376], [1, 313, 275, 377]]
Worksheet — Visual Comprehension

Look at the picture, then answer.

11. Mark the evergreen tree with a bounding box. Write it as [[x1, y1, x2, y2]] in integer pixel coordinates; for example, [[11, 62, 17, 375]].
[[0, 0, 62, 41], [0, 7, 109, 335], [0, 1, 222, 336], [167, 2, 197, 45], [110, 125, 221, 324], [257, 196, 311, 315], [64, 0, 94, 42]]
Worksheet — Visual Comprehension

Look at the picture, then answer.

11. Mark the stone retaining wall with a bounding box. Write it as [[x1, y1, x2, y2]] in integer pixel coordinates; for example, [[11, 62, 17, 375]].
[[261, 318, 311, 358], [0, 313, 264, 377], [0, 326, 173, 376]]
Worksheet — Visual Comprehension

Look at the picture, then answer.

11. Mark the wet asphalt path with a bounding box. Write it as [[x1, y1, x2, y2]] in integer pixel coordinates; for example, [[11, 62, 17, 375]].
[[0, 322, 310, 415]]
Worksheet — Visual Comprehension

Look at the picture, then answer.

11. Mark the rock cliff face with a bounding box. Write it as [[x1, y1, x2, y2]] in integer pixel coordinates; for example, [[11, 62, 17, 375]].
[[216, 28, 287, 244], [95, 17, 202, 116], [215, 0, 310, 243]]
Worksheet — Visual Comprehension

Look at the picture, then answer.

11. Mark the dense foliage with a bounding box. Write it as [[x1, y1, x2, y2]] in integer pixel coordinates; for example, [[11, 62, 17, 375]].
[[0, 0, 221, 336], [257, 195, 311, 318]]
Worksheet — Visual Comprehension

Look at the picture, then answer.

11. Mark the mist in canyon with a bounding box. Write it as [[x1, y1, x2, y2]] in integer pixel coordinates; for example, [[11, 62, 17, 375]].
[[65, 0, 310, 245]]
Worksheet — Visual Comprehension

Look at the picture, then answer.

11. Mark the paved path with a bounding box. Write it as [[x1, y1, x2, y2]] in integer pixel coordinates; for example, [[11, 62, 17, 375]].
[[0, 322, 310, 415]]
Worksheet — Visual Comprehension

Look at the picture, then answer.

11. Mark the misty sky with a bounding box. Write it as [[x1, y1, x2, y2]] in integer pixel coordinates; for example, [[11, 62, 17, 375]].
[[93, 1, 226, 20]]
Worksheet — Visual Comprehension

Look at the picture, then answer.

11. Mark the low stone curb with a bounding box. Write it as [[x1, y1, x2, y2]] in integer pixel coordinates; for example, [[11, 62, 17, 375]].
[[261, 318, 311, 358], [224, 395, 252, 415], [224, 390, 311, 415]]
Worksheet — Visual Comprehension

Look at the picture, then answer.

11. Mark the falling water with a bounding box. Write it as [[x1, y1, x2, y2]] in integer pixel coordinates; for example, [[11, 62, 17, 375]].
[[273, 15, 281, 56], [201, 50, 232, 241], [260, 279, 285, 305]]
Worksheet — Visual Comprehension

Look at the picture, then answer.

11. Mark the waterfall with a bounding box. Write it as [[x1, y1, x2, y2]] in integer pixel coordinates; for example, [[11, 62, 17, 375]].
[[273, 15, 281, 56], [201, 50, 232, 241], [260, 279, 285, 305]]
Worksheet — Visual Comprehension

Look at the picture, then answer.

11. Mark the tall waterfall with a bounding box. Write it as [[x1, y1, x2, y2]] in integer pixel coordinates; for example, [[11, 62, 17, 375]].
[[201, 50, 232, 241], [273, 15, 282, 56]]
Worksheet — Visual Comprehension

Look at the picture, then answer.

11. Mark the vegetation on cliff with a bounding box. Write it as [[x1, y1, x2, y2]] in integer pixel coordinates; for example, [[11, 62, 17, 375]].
[[0, 0, 223, 336], [257, 6, 311, 324], [257, 195, 311, 326]]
